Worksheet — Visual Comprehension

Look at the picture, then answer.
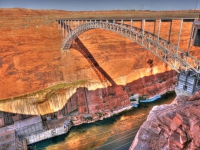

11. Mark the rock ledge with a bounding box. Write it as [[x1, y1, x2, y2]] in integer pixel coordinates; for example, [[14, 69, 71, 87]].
[[130, 93, 200, 150]]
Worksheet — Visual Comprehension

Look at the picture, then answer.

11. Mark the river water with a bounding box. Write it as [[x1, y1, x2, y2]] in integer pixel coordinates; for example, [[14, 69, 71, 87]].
[[29, 92, 176, 150]]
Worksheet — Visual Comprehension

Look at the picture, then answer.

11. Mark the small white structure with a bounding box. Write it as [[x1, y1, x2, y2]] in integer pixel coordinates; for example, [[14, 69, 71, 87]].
[[129, 94, 139, 107]]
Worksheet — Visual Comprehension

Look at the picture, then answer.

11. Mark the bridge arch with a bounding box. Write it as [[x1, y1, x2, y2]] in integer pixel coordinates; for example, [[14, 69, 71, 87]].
[[61, 21, 200, 73]]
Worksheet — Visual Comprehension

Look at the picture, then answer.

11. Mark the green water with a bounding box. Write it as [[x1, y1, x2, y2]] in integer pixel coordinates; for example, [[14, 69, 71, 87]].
[[28, 92, 176, 150]]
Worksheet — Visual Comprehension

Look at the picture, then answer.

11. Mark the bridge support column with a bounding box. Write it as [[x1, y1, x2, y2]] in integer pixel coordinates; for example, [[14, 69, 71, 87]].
[[186, 24, 194, 70], [57, 20, 61, 29], [67, 20, 69, 33], [64, 20, 66, 38], [168, 20, 172, 43], [142, 19, 145, 44], [175, 19, 183, 67], [156, 19, 161, 53], [62, 21, 65, 41], [177, 19, 183, 50], [130, 19, 133, 38], [153, 20, 156, 40], [60, 20, 63, 47]]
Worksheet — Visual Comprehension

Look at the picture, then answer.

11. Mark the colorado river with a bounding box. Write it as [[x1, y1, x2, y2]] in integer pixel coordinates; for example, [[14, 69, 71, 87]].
[[29, 92, 176, 150]]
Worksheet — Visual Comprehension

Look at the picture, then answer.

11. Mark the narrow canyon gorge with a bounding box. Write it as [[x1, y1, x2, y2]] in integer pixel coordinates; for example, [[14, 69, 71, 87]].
[[0, 8, 200, 150]]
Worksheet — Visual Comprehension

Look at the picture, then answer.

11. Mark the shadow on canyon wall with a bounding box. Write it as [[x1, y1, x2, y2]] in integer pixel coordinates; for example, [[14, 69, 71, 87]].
[[72, 37, 117, 86], [0, 21, 177, 126], [41, 69, 177, 117], [0, 70, 176, 128], [60, 20, 116, 86]]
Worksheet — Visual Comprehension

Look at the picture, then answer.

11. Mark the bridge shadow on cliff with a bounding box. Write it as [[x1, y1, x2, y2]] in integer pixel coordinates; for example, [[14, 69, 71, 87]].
[[0, 70, 176, 128], [59, 20, 116, 86], [72, 37, 116, 86], [47, 70, 177, 118]]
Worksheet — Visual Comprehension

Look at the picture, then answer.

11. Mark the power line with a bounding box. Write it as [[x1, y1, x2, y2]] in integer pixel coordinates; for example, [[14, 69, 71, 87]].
[[95, 131, 137, 150], [62, 117, 145, 145], [65, 129, 138, 149], [112, 140, 133, 150]]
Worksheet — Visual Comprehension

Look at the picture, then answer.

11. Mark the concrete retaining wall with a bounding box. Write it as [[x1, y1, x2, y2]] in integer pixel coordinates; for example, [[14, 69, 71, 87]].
[[26, 124, 72, 145], [16, 122, 43, 137]]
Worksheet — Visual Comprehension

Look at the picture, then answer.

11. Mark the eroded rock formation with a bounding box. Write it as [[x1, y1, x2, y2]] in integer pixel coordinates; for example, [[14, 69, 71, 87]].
[[0, 70, 176, 116], [130, 93, 200, 150], [0, 8, 200, 150], [0, 8, 199, 116]]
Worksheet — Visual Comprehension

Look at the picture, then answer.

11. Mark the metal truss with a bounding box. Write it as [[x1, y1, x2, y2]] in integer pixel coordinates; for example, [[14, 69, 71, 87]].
[[61, 21, 200, 73]]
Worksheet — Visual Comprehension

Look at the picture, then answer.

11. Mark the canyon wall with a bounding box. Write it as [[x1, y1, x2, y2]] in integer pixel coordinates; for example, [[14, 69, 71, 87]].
[[0, 70, 176, 116], [0, 9, 199, 114], [0, 70, 176, 126], [130, 92, 200, 150]]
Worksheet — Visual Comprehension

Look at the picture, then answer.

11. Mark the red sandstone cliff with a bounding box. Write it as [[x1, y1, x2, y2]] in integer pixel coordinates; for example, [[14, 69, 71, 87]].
[[0, 8, 200, 149], [0, 8, 199, 115], [69, 70, 176, 126], [130, 93, 200, 150]]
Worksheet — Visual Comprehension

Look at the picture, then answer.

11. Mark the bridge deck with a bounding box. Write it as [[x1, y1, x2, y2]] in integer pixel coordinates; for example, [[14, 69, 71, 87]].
[[57, 18, 196, 21]]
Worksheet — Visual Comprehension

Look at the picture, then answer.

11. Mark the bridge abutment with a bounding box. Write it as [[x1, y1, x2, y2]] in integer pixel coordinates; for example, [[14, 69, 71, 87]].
[[175, 87, 192, 97]]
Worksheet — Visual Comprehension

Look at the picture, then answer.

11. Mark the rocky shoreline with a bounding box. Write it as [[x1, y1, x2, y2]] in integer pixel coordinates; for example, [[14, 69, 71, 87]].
[[130, 90, 200, 150], [26, 104, 134, 147], [0, 70, 177, 149]]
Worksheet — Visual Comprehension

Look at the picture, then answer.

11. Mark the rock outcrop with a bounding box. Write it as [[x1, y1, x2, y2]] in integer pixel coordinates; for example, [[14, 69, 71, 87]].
[[0, 70, 176, 115], [130, 93, 200, 150], [0, 8, 199, 118], [0, 8, 199, 101]]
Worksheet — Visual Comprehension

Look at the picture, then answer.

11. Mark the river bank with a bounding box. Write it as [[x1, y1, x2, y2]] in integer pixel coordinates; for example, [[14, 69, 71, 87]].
[[25, 104, 134, 146], [0, 69, 176, 150], [130, 90, 200, 149], [29, 91, 176, 150]]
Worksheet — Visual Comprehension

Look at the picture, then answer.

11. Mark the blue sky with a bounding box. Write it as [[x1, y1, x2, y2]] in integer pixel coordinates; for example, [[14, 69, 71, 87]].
[[0, 0, 199, 11]]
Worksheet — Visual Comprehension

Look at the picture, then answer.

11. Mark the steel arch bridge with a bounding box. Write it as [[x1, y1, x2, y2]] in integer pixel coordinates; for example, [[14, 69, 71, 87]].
[[57, 18, 200, 74], [56, 18, 200, 94]]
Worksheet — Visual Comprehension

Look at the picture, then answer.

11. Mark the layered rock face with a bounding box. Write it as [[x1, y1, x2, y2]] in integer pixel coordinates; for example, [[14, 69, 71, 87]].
[[69, 70, 176, 125], [0, 70, 176, 127], [66, 70, 176, 115], [130, 94, 200, 150], [0, 8, 199, 115], [0, 70, 176, 116]]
